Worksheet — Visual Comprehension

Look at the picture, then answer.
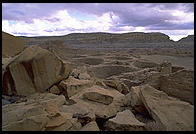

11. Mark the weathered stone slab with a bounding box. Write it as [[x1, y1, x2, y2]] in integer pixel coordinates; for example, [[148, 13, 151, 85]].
[[139, 85, 194, 131]]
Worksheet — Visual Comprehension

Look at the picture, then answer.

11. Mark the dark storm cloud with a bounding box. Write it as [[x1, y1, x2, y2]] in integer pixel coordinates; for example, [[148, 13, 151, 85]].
[[2, 3, 194, 30]]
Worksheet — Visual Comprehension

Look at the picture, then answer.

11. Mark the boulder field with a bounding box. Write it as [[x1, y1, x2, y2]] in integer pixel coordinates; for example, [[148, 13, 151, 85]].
[[2, 41, 194, 131]]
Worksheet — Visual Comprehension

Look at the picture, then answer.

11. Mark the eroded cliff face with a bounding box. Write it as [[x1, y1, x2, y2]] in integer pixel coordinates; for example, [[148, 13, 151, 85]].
[[21, 32, 173, 46], [2, 32, 26, 58], [55, 32, 172, 44]]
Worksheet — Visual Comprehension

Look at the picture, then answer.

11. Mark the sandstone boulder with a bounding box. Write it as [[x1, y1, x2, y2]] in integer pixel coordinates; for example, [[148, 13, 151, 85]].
[[78, 72, 91, 80], [58, 76, 93, 97], [49, 85, 60, 95], [160, 69, 194, 104], [70, 85, 125, 119], [71, 66, 91, 80], [124, 86, 142, 107], [2, 46, 70, 96], [104, 110, 145, 131], [2, 93, 79, 131], [82, 91, 114, 105], [2, 32, 25, 58], [103, 79, 129, 95], [80, 121, 100, 131], [59, 102, 95, 126], [139, 85, 194, 131]]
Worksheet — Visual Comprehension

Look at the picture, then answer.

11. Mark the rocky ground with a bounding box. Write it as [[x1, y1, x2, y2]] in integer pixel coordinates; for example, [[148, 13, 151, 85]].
[[2, 32, 194, 131]]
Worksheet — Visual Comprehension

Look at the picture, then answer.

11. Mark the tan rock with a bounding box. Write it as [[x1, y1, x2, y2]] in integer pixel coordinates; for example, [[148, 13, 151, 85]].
[[103, 79, 129, 95], [67, 118, 82, 131], [78, 72, 91, 80], [123, 86, 146, 114], [2, 32, 25, 58], [80, 121, 100, 131], [139, 85, 194, 131], [160, 69, 194, 104], [49, 85, 60, 95], [59, 102, 95, 126], [104, 110, 145, 131], [124, 86, 142, 106], [71, 66, 90, 80], [143, 71, 161, 89], [82, 91, 114, 105], [59, 76, 93, 97], [2, 46, 70, 96], [94, 79, 107, 88], [2, 93, 76, 131], [67, 85, 125, 119]]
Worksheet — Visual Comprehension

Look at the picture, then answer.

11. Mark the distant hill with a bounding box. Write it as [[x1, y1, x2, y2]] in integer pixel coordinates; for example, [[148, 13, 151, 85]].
[[2, 32, 26, 58], [20, 32, 174, 46], [177, 35, 194, 44]]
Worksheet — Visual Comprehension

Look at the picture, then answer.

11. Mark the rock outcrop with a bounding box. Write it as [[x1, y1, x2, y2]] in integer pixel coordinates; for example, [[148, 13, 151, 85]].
[[104, 110, 145, 131], [2, 33, 194, 131], [80, 121, 100, 131], [160, 69, 194, 104], [70, 85, 125, 119], [82, 92, 114, 105], [2, 32, 25, 58], [139, 85, 194, 131], [58, 76, 93, 97], [103, 79, 129, 95], [2, 93, 81, 131], [2, 46, 71, 96]]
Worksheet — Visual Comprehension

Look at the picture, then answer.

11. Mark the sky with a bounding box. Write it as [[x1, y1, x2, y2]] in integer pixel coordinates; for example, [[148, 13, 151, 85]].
[[2, 3, 194, 41]]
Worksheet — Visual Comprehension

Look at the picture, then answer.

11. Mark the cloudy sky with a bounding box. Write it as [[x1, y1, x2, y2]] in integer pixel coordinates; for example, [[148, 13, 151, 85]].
[[2, 3, 194, 41]]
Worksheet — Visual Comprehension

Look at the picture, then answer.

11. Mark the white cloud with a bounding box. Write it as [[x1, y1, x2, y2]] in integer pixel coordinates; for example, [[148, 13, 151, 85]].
[[2, 9, 121, 36], [2, 20, 12, 33], [2, 8, 193, 41]]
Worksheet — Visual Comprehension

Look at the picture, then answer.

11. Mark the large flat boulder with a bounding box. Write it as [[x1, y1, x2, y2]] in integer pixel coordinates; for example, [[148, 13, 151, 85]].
[[2, 46, 70, 96], [104, 110, 145, 131], [58, 76, 93, 97], [160, 69, 194, 104], [103, 79, 129, 95], [124, 86, 146, 113], [82, 91, 113, 105], [2, 32, 25, 58], [59, 102, 95, 126], [80, 121, 100, 131], [139, 85, 194, 131], [2, 93, 79, 131], [70, 85, 125, 119]]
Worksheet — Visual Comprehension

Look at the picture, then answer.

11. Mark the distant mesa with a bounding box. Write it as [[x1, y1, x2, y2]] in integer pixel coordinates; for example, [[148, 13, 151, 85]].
[[19, 32, 176, 47], [2, 31, 26, 58]]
